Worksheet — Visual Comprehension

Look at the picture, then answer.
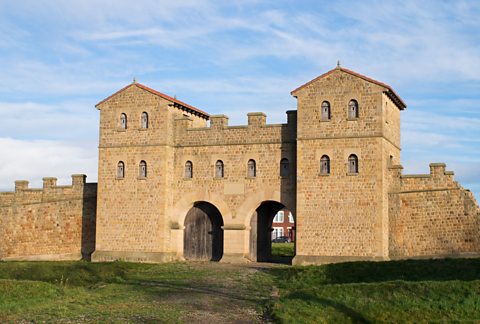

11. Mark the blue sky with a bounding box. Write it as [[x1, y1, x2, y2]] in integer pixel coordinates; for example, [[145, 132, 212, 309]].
[[0, 0, 479, 200]]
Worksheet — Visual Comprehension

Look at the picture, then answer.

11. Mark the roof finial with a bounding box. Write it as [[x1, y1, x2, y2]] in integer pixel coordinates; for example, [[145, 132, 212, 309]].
[[337, 60, 341, 68], [132, 77, 137, 84]]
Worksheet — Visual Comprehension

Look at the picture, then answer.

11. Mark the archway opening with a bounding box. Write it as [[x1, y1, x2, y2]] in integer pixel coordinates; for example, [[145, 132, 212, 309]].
[[184, 202, 224, 261], [249, 201, 295, 263]]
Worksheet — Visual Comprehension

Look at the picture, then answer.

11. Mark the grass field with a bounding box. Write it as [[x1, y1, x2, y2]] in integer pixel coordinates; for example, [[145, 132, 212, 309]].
[[0, 258, 479, 323], [271, 242, 294, 257]]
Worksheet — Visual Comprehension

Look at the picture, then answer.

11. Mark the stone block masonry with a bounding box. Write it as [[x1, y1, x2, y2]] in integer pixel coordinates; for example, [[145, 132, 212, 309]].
[[1, 65, 479, 264], [388, 163, 480, 259], [0, 175, 96, 261]]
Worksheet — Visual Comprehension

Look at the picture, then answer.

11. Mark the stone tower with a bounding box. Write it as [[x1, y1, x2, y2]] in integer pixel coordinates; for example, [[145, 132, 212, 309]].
[[291, 66, 406, 264], [92, 82, 208, 262]]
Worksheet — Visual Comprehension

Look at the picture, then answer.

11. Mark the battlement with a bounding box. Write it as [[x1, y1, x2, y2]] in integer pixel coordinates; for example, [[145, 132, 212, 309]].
[[388, 162, 458, 193], [0, 174, 97, 207], [388, 162, 480, 260], [174, 110, 297, 146]]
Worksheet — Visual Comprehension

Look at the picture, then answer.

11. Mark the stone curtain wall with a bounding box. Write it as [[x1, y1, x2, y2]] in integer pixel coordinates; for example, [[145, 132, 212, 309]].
[[0, 175, 97, 260], [388, 163, 480, 259]]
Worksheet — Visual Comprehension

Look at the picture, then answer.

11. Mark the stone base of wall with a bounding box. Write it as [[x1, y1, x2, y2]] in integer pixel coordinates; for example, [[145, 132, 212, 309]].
[[91, 250, 177, 263], [1, 252, 83, 261], [292, 255, 388, 265], [220, 253, 249, 263]]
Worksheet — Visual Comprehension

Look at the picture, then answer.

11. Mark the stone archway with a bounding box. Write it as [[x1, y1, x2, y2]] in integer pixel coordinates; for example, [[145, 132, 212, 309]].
[[249, 201, 295, 263], [184, 202, 224, 261]]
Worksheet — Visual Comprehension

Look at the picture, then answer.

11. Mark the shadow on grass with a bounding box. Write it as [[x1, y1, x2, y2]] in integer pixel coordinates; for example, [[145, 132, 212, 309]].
[[283, 290, 370, 323], [266, 258, 480, 289], [0, 261, 271, 308], [0, 261, 149, 286]]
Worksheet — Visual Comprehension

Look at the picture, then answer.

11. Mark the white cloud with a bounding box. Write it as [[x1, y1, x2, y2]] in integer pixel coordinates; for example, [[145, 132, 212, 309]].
[[0, 101, 99, 140], [0, 0, 478, 202], [0, 138, 97, 191]]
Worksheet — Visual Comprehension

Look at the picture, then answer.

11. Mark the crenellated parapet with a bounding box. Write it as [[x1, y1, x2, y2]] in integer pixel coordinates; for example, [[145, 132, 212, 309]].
[[173, 110, 297, 147], [0, 174, 98, 261], [388, 162, 480, 259], [388, 162, 459, 193], [0, 174, 97, 207]]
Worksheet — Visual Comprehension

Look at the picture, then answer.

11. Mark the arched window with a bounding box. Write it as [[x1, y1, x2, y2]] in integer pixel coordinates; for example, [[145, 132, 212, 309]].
[[280, 158, 289, 177], [139, 160, 147, 178], [117, 161, 125, 179], [141, 112, 148, 129], [120, 113, 127, 129], [348, 100, 359, 119], [321, 101, 331, 121], [348, 154, 358, 174], [185, 161, 193, 179], [215, 160, 224, 178], [247, 159, 256, 177], [320, 155, 330, 175]]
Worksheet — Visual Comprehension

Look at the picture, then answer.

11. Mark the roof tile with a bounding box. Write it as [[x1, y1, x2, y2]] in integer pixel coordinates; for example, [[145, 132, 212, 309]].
[[291, 67, 406, 110], [95, 82, 210, 118]]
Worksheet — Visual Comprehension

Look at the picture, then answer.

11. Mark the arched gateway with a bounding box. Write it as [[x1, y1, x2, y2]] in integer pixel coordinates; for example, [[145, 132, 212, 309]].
[[249, 201, 295, 263], [183, 202, 224, 261], [89, 66, 480, 266]]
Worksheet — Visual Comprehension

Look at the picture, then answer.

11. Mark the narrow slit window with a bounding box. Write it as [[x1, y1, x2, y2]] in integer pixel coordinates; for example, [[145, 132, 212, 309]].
[[321, 101, 331, 121], [185, 161, 193, 179], [139, 160, 147, 178], [280, 158, 289, 177], [215, 160, 224, 178], [141, 112, 148, 129], [120, 113, 127, 129], [320, 155, 330, 175], [348, 99, 359, 119], [247, 159, 256, 177], [117, 161, 125, 179], [348, 154, 358, 174]]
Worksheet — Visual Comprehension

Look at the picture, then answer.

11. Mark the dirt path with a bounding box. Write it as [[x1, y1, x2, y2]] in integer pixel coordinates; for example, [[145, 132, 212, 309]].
[[143, 262, 285, 323]]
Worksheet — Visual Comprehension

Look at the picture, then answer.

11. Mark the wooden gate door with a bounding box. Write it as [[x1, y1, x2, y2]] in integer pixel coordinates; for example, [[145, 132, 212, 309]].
[[184, 206, 213, 260]]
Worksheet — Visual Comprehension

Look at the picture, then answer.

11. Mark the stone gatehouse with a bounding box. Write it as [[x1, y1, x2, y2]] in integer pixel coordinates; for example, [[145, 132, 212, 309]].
[[1, 65, 479, 265]]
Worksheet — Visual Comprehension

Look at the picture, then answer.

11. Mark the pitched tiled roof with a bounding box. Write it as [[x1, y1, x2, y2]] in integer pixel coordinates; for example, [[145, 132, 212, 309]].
[[291, 66, 407, 110], [95, 82, 210, 119]]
